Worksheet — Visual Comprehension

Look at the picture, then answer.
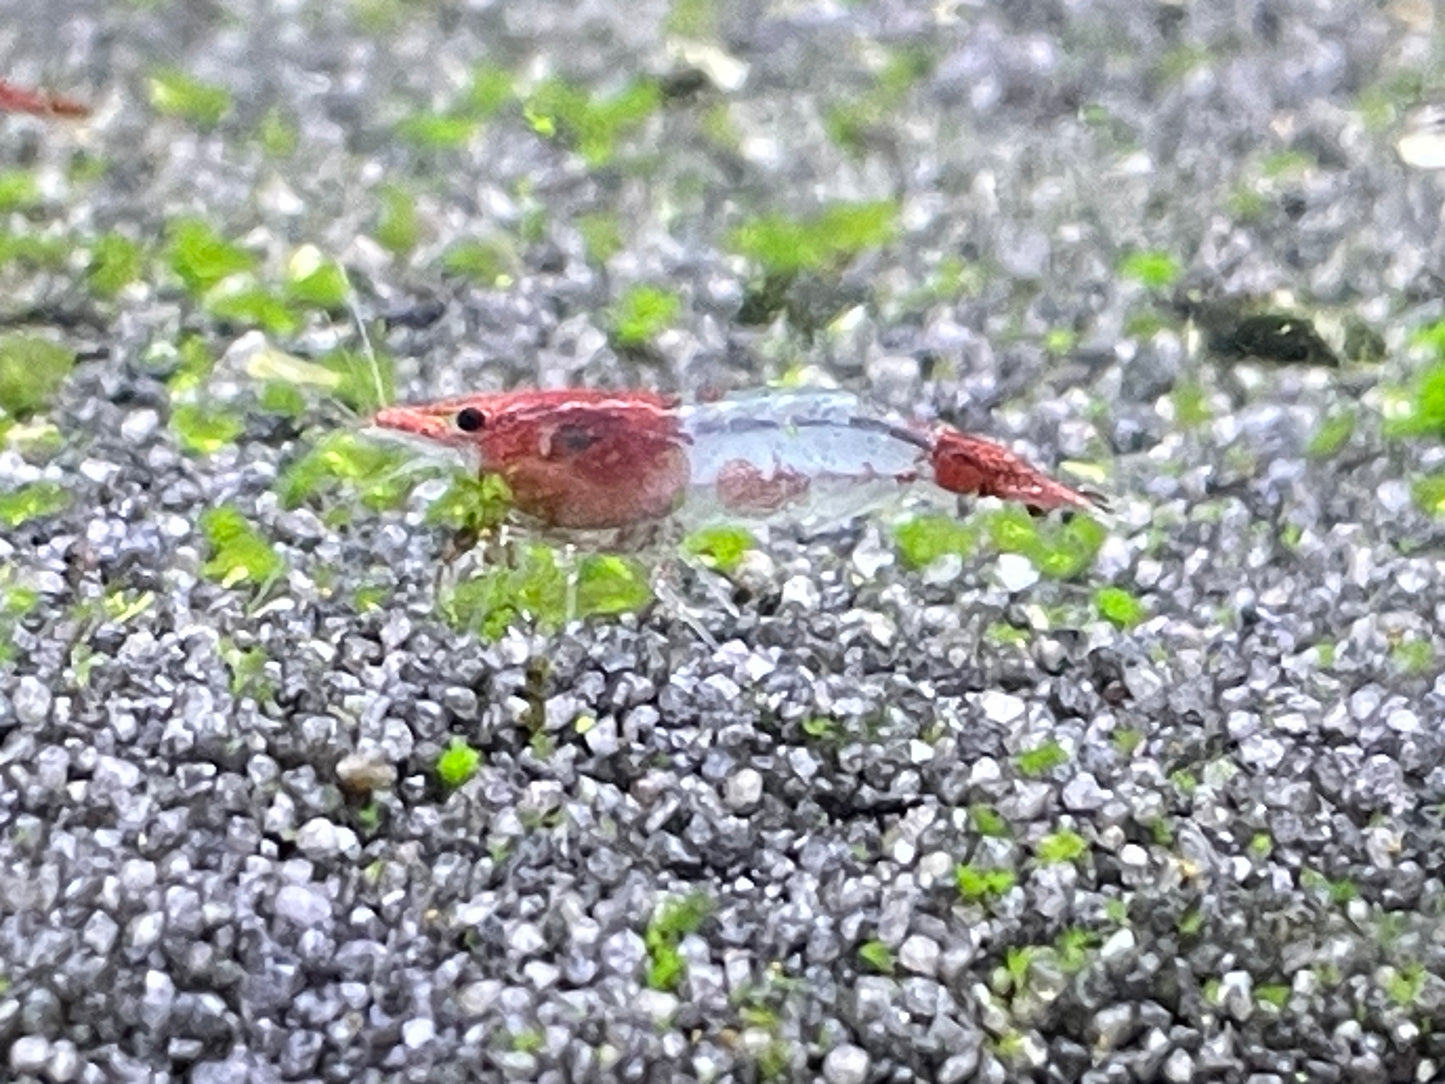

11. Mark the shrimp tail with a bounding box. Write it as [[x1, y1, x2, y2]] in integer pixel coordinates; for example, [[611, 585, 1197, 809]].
[[0, 79, 89, 118], [928, 427, 1107, 514]]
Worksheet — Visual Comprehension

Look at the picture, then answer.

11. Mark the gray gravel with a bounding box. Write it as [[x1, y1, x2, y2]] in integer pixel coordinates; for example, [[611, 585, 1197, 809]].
[[4, 0, 1445, 1082]]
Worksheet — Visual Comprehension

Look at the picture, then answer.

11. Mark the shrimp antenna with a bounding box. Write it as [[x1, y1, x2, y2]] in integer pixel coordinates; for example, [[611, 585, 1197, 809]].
[[341, 265, 388, 411]]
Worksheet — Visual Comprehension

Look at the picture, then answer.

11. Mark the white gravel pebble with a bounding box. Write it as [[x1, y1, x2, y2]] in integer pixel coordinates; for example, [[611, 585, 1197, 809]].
[[402, 1018, 435, 1048], [120, 408, 161, 442], [274, 884, 332, 928], [898, 934, 940, 976], [725, 768, 764, 810], [8, 1035, 50, 1074], [1386, 708, 1420, 733], [822, 1043, 870, 1084], [994, 552, 1039, 591], [12, 675, 52, 725], [780, 575, 821, 609], [978, 691, 1025, 725]]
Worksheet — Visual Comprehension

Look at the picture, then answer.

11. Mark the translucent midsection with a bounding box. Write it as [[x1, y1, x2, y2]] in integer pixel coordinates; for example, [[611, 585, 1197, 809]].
[[680, 390, 924, 484], [676, 475, 959, 533], [676, 389, 949, 529]]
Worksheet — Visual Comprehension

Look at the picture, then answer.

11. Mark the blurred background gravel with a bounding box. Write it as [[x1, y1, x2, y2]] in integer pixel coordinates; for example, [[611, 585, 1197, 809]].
[[3, 0, 1445, 1081]]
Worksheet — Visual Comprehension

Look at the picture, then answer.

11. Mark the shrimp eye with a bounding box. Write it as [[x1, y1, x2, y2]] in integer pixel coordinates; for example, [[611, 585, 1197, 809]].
[[456, 407, 485, 432]]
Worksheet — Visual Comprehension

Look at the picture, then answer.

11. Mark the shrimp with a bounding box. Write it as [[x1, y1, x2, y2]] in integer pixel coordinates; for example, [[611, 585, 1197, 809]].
[[372, 386, 1102, 538]]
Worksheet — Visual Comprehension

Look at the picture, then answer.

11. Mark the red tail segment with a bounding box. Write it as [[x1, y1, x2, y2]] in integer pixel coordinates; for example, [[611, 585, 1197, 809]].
[[930, 428, 1104, 514], [0, 79, 89, 118]]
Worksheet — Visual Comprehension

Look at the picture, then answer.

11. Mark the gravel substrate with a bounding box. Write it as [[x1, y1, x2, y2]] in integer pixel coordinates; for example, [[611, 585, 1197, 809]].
[[4, 1, 1445, 1082]]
